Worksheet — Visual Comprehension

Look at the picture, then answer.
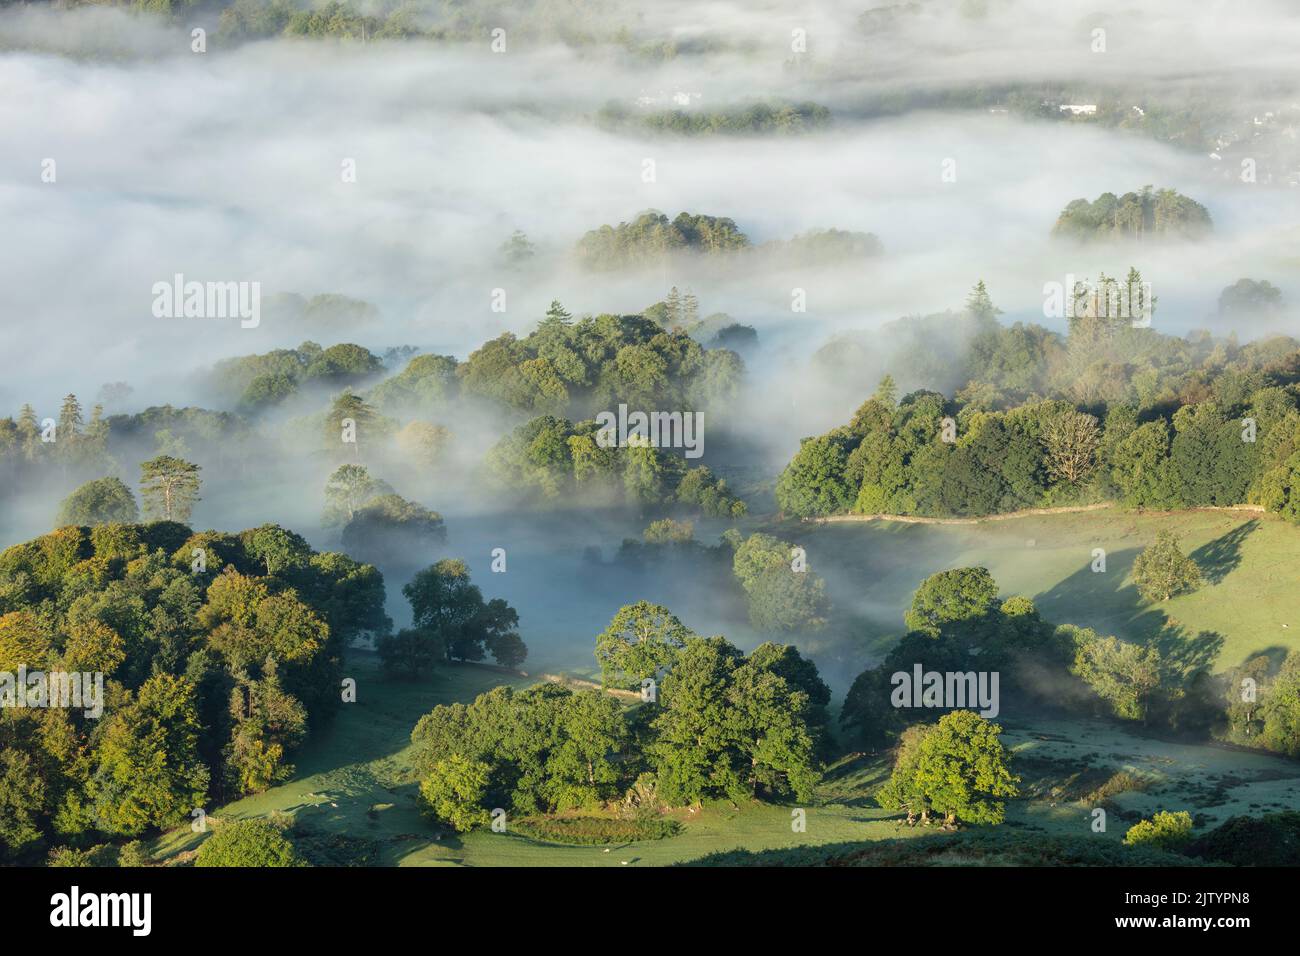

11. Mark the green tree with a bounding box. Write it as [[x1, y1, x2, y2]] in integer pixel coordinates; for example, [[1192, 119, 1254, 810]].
[[0, 749, 46, 859], [649, 636, 821, 805], [1110, 420, 1177, 508], [243, 524, 312, 576], [377, 628, 442, 678], [1068, 627, 1162, 722], [1259, 653, 1300, 757], [325, 390, 387, 460], [643, 518, 694, 544], [774, 435, 855, 517], [401, 560, 524, 667], [731, 533, 829, 632], [339, 493, 445, 561], [912, 710, 1019, 825], [322, 464, 389, 525], [966, 280, 1002, 323], [195, 819, 305, 867], [418, 755, 493, 831], [88, 674, 211, 836], [594, 600, 693, 688], [1132, 530, 1203, 602], [139, 455, 202, 522], [57, 393, 85, 456], [56, 477, 139, 527], [876, 724, 937, 824], [874, 374, 898, 407], [904, 567, 1000, 636]]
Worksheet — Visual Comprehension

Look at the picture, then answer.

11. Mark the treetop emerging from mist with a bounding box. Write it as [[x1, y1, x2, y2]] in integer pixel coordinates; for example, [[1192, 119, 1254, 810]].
[[1052, 186, 1212, 242]]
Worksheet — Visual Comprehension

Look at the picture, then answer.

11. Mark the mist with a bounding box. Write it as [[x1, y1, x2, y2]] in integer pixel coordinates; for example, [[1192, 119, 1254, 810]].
[[3, 0, 1300, 685]]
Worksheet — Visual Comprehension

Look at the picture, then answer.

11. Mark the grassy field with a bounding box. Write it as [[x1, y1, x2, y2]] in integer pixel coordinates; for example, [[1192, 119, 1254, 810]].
[[793, 507, 1300, 683], [151, 507, 1300, 866], [150, 655, 928, 867]]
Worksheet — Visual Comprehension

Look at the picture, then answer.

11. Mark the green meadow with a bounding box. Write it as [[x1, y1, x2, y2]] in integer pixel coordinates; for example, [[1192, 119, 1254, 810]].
[[152, 507, 1300, 866], [794, 506, 1299, 676]]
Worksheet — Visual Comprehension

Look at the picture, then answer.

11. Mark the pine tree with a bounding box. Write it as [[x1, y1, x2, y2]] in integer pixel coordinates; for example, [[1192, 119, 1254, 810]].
[[139, 455, 202, 522], [966, 281, 1001, 323], [681, 290, 699, 327], [325, 390, 383, 460], [17, 404, 39, 461], [665, 286, 682, 326], [875, 374, 898, 407], [57, 394, 84, 441], [57, 394, 84, 469]]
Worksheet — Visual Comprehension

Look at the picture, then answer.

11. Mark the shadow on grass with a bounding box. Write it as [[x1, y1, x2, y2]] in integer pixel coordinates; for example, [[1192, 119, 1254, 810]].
[[1153, 627, 1224, 679], [1190, 520, 1259, 585], [1032, 547, 1227, 676]]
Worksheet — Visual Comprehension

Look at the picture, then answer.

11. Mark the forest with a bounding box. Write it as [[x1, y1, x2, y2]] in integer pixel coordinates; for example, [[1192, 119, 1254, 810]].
[[3, 0, 1300, 894]]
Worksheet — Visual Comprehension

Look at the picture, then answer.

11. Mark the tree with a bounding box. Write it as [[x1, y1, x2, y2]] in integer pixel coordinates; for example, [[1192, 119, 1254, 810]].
[[377, 628, 442, 678], [322, 464, 389, 525], [1218, 278, 1283, 318], [1132, 531, 1203, 602], [904, 567, 1000, 636], [1110, 420, 1177, 508], [16, 405, 39, 461], [1068, 628, 1162, 722], [648, 636, 821, 805], [731, 533, 829, 632], [418, 755, 492, 831], [1259, 652, 1300, 757], [224, 668, 308, 795], [195, 819, 305, 867], [324, 390, 386, 459], [774, 435, 855, 517], [594, 601, 693, 688], [911, 710, 1019, 825], [0, 610, 55, 672], [339, 494, 445, 561], [243, 524, 312, 576], [476, 598, 526, 668], [409, 684, 629, 817], [88, 674, 211, 836], [394, 422, 451, 467], [139, 455, 202, 522], [57, 393, 84, 451], [56, 477, 139, 527], [401, 560, 525, 666], [499, 231, 536, 268], [876, 724, 937, 824], [966, 280, 1001, 323], [1124, 810, 1193, 849], [61, 619, 126, 675], [874, 374, 898, 408], [0, 749, 46, 860], [117, 841, 152, 867], [643, 518, 694, 544], [1042, 409, 1100, 485]]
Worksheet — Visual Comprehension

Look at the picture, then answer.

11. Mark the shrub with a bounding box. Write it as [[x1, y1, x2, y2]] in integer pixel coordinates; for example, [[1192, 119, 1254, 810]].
[[117, 841, 153, 867], [1124, 810, 1193, 850], [194, 819, 306, 867]]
